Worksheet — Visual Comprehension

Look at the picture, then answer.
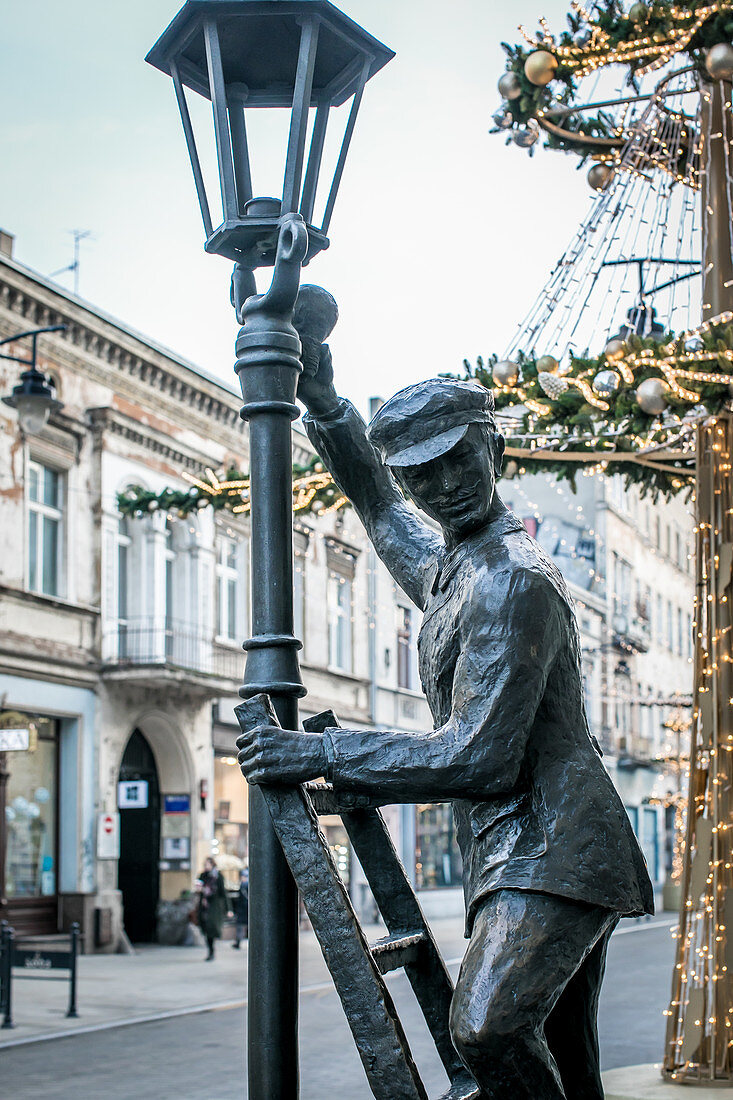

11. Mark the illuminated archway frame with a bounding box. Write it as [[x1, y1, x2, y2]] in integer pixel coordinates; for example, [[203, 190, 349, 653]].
[[496, 1, 733, 157]]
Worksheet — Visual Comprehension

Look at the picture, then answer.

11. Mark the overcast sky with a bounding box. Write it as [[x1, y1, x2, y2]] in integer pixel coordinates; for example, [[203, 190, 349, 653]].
[[0, 0, 596, 417]]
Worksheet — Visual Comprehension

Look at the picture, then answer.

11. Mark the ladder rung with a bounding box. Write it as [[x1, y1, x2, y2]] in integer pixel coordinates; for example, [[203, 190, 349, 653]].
[[434, 1074, 482, 1100], [370, 932, 425, 975], [304, 782, 386, 815]]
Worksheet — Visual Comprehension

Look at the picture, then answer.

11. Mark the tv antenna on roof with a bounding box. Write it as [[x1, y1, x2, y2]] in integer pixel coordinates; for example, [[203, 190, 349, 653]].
[[49, 229, 93, 297]]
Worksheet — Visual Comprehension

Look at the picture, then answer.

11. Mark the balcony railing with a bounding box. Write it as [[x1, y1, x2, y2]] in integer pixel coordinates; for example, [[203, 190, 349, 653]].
[[103, 619, 243, 682]]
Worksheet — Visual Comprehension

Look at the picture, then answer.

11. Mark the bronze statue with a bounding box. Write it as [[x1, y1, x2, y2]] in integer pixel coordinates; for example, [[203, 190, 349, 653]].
[[236, 288, 654, 1099]]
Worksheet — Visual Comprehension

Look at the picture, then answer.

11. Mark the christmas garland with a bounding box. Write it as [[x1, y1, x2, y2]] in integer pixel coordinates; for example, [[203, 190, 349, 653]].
[[494, 1, 733, 160], [458, 313, 733, 498], [117, 457, 348, 519]]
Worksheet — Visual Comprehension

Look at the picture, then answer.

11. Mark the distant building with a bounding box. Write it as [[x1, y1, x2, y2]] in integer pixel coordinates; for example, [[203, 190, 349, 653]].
[[503, 466, 694, 888]]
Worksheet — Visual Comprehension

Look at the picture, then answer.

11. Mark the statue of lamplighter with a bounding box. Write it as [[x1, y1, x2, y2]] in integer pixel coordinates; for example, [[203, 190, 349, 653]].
[[145, 3, 393, 1096]]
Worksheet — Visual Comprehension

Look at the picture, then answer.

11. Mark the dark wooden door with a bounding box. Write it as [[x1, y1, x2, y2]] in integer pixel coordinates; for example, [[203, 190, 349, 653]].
[[117, 730, 160, 943]]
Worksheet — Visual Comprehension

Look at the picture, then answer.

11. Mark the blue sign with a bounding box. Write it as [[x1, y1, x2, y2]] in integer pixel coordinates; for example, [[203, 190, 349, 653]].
[[164, 794, 190, 815]]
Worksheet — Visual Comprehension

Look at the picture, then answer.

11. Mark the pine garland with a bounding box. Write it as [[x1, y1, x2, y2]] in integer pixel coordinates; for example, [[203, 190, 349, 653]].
[[117, 456, 349, 519], [456, 318, 733, 498], [496, 1, 733, 158]]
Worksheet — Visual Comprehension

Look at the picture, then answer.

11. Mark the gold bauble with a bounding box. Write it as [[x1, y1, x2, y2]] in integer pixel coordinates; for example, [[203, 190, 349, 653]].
[[524, 50, 558, 87], [628, 2, 649, 23], [604, 339, 626, 362], [536, 354, 560, 373]]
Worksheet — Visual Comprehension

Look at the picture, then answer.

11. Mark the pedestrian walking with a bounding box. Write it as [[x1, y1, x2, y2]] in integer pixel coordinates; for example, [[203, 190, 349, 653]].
[[232, 867, 248, 949], [196, 856, 229, 960]]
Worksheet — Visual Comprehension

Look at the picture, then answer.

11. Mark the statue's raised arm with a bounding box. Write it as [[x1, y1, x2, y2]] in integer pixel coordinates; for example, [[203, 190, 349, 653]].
[[294, 285, 441, 611]]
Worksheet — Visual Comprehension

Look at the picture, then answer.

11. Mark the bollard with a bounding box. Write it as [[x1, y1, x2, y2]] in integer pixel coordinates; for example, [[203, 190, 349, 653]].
[[2, 926, 14, 1029], [66, 922, 79, 1018]]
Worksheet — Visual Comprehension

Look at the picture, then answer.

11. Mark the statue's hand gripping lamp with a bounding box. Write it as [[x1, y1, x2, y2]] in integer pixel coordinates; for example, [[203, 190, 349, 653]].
[[146, 5, 392, 1096]]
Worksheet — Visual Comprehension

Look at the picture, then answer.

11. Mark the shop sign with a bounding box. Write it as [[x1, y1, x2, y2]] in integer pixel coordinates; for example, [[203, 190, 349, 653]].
[[97, 812, 120, 859], [118, 780, 148, 809], [164, 794, 190, 815], [0, 728, 30, 751]]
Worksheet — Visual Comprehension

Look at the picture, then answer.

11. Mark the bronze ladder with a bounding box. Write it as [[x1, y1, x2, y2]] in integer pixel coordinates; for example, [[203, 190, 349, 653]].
[[236, 695, 479, 1100]]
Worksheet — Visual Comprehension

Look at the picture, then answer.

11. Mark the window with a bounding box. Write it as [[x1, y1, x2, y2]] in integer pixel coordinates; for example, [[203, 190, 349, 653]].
[[294, 529, 309, 654], [677, 607, 685, 657], [612, 553, 632, 619], [328, 572, 353, 672], [415, 804, 462, 889], [164, 519, 175, 657], [27, 461, 64, 597], [117, 517, 131, 656], [216, 537, 239, 642], [667, 600, 675, 652], [656, 593, 664, 642], [397, 606, 413, 690], [3, 713, 58, 901]]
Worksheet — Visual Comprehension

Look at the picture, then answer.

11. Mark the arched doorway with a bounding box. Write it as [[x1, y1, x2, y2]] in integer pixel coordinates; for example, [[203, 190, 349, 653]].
[[118, 729, 160, 943]]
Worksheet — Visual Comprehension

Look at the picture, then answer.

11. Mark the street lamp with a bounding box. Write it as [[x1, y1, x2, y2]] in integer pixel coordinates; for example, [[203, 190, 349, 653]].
[[146, 5, 392, 1098], [0, 326, 65, 435], [145, 0, 393, 267]]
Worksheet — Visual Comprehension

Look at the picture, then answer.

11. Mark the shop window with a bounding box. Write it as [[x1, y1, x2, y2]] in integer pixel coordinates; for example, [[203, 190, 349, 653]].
[[27, 460, 64, 597], [2, 713, 58, 902], [216, 536, 240, 642], [415, 804, 462, 890], [213, 753, 249, 889]]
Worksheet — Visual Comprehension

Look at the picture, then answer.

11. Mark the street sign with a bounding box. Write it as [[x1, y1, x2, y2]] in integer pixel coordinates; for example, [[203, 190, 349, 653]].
[[0, 729, 29, 752], [97, 812, 120, 859], [118, 780, 148, 809]]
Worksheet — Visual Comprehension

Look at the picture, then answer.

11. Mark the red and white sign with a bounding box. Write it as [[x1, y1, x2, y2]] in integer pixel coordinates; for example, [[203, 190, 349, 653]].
[[97, 812, 120, 860]]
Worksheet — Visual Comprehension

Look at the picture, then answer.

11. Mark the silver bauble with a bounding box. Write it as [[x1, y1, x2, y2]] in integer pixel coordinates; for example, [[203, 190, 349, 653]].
[[587, 163, 615, 192], [503, 460, 519, 480], [705, 43, 733, 82], [684, 335, 704, 353], [524, 50, 559, 87], [498, 71, 523, 101], [513, 125, 539, 148], [147, 499, 159, 512], [196, 498, 209, 509], [604, 338, 626, 362], [592, 369, 621, 397], [628, 2, 648, 23], [492, 106, 514, 130], [636, 377, 669, 415], [536, 354, 560, 374], [492, 359, 520, 387]]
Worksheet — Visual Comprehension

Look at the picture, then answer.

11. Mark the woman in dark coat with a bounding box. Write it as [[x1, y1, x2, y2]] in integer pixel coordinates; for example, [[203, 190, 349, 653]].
[[197, 856, 229, 960], [232, 867, 248, 948]]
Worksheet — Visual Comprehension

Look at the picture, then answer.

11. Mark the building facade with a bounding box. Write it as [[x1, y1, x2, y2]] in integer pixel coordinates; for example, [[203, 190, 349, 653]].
[[0, 236, 693, 948]]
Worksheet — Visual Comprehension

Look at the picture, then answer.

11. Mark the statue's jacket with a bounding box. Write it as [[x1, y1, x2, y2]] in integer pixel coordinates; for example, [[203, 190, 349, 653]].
[[305, 400, 655, 934]]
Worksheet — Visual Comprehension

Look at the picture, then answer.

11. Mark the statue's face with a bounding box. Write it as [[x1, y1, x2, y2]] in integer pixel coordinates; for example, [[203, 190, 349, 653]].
[[395, 423, 504, 540]]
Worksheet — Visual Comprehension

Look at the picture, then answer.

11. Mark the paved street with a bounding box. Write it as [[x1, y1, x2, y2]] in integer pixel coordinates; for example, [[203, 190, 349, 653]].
[[0, 915, 676, 1099]]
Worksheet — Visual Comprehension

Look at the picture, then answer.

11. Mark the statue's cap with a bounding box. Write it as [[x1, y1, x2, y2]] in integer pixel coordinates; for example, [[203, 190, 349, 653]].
[[367, 378, 496, 468]]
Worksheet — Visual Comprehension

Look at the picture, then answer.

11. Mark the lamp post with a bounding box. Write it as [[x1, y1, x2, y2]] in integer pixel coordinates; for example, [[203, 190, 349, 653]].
[[0, 326, 65, 435], [146, 4, 392, 1095]]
